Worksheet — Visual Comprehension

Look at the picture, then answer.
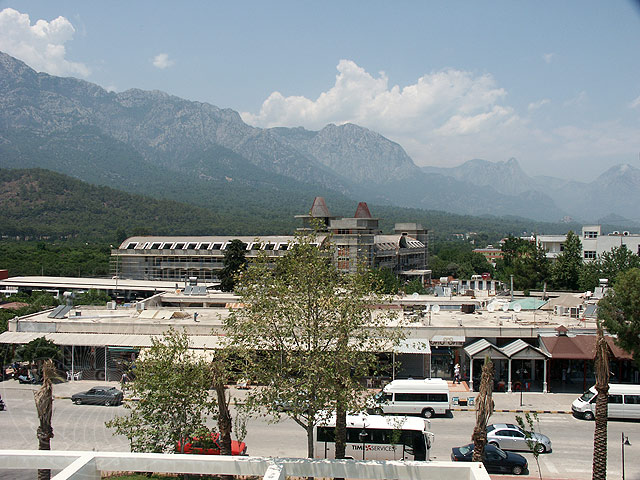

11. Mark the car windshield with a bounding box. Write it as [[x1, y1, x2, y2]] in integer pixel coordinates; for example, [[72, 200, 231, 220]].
[[580, 390, 596, 402], [459, 444, 473, 456]]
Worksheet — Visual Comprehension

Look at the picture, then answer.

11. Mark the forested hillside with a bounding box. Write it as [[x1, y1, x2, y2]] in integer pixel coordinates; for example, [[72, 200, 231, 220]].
[[1, 168, 583, 246]]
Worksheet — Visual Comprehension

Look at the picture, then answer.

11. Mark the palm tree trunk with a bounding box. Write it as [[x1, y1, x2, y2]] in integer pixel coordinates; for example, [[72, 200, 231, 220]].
[[34, 360, 55, 480], [472, 357, 494, 462], [592, 325, 609, 480]]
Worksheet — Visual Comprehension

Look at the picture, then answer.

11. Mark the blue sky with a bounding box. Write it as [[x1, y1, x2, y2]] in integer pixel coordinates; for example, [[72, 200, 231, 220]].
[[1, 1, 639, 181]]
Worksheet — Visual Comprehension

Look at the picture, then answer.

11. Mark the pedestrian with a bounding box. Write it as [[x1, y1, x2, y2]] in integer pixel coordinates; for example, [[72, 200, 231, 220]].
[[454, 363, 461, 384]]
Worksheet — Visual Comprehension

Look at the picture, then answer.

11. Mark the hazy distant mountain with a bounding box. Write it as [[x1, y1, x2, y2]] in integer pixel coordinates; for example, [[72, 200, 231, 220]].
[[422, 158, 538, 196], [424, 158, 640, 223], [270, 123, 421, 184], [1, 50, 630, 224]]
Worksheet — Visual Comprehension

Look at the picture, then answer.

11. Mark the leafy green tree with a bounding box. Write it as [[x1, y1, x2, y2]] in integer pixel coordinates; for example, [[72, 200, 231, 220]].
[[219, 239, 248, 292], [225, 231, 404, 458], [579, 245, 640, 291], [371, 267, 401, 294], [551, 230, 582, 290], [74, 288, 111, 305], [16, 337, 61, 364], [106, 328, 215, 453], [496, 236, 549, 291], [597, 268, 640, 365]]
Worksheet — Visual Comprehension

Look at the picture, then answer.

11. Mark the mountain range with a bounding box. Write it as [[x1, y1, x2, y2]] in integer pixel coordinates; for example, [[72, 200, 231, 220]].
[[1, 50, 639, 225]]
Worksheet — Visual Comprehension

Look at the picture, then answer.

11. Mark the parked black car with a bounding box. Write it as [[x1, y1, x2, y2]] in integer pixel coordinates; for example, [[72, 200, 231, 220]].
[[71, 386, 123, 406], [451, 443, 528, 475]]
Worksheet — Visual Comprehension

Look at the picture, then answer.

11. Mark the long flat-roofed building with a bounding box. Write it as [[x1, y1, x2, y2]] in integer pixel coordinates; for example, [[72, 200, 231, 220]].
[[112, 197, 429, 282]]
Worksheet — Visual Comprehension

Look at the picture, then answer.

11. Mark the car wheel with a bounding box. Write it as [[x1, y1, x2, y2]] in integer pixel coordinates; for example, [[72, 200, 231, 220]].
[[421, 408, 434, 419], [534, 443, 546, 454], [74, 399, 82, 405], [374, 408, 384, 415], [583, 411, 595, 421], [512, 465, 523, 475]]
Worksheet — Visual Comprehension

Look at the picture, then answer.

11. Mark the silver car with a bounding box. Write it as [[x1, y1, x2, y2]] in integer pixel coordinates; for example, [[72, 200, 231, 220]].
[[487, 423, 552, 454]]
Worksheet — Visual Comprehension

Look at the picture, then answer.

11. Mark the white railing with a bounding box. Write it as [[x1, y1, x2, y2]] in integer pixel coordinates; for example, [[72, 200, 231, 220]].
[[0, 450, 490, 480]]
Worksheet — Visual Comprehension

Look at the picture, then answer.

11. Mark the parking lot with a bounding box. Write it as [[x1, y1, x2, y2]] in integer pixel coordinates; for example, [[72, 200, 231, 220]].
[[1, 380, 638, 479]]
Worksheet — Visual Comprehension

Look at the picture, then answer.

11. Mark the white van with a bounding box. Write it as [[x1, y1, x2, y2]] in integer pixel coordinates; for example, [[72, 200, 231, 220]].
[[372, 378, 450, 418], [572, 384, 640, 420]]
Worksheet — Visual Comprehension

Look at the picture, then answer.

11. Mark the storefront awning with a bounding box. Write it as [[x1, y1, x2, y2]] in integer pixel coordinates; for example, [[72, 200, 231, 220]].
[[393, 338, 431, 354]]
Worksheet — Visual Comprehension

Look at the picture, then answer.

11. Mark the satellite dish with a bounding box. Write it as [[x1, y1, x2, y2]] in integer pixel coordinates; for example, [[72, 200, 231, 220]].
[[502, 303, 509, 312], [412, 292, 419, 298], [514, 304, 522, 313], [487, 303, 495, 313], [432, 304, 441, 314]]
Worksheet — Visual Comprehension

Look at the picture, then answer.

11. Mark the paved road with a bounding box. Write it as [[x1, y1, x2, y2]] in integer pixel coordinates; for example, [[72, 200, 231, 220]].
[[1, 381, 638, 479]]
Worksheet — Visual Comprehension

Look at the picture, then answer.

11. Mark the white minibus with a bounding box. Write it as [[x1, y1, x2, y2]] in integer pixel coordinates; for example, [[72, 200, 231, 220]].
[[315, 412, 434, 461], [572, 383, 640, 420], [373, 378, 451, 418]]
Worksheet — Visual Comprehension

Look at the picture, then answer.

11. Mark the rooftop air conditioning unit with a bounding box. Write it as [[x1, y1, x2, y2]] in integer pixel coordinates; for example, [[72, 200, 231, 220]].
[[136, 302, 145, 311], [107, 301, 116, 310]]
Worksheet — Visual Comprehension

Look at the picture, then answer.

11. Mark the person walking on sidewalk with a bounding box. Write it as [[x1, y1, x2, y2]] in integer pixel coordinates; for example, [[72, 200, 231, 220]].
[[454, 363, 461, 384]]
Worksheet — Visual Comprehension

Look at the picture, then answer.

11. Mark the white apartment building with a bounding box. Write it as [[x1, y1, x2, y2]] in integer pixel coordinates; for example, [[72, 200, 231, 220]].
[[537, 225, 640, 262]]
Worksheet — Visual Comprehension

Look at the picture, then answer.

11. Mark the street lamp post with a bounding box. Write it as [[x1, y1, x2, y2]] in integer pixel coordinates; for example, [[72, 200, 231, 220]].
[[622, 432, 631, 480], [516, 368, 528, 406], [359, 428, 368, 460]]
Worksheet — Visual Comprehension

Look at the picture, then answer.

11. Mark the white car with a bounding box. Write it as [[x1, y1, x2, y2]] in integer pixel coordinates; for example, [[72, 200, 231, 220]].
[[487, 423, 552, 454]]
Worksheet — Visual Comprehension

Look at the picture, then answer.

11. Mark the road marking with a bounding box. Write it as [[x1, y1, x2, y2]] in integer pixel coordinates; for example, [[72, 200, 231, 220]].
[[543, 458, 559, 474]]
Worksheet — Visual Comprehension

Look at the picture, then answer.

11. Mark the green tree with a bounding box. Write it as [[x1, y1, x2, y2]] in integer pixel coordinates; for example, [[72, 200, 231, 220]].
[[225, 231, 404, 458], [106, 328, 215, 453], [16, 337, 61, 364], [597, 268, 640, 365], [219, 239, 248, 292], [371, 267, 401, 294], [74, 288, 111, 305], [579, 245, 640, 291], [551, 230, 582, 290], [496, 236, 549, 291]]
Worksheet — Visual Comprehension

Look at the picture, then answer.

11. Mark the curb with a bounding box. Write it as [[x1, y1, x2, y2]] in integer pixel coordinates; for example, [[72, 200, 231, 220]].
[[452, 407, 572, 414]]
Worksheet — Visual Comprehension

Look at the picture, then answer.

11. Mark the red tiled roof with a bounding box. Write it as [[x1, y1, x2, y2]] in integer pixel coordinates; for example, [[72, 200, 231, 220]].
[[540, 335, 632, 360], [309, 197, 331, 217], [354, 202, 373, 218]]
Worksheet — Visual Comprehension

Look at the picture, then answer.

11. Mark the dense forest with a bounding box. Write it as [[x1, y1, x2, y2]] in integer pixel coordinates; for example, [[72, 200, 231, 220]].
[[2, 167, 636, 281], [1, 168, 590, 244]]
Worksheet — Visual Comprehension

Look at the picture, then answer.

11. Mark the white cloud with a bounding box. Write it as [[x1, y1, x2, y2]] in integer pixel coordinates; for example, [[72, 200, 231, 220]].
[[242, 59, 523, 167], [528, 99, 550, 111], [0, 8, 89, 77], [630, 95, 640, 109], [152, 53, 174, 69], [542, 53, 555, 64]]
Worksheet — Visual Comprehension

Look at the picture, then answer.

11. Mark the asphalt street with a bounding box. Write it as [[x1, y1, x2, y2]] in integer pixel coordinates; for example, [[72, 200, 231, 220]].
[[1, 381, 639, 480]]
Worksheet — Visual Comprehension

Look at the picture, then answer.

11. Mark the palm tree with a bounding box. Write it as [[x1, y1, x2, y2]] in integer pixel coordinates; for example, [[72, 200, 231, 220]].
[[591, 323, 609, 480], [34, 359, 56, 480], [472, 357, 495, 462]]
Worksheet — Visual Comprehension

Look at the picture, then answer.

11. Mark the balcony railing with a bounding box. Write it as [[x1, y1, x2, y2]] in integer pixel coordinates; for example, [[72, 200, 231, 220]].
[[0, 450, 490, 480]]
